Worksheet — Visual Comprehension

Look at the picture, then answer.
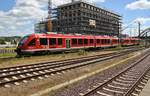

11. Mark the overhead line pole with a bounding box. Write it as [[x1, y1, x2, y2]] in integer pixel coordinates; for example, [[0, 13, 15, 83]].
[[138, 22, 141, 38]]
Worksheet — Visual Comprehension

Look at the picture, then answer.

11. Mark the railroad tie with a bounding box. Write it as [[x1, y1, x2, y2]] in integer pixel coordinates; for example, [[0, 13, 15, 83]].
[[103, 87, 124, 94], [97, 91, 112, 96]]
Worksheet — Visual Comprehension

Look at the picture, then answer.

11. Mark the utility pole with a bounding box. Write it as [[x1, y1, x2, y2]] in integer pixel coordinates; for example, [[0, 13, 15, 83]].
[[130, 28, 132, 37], [146, 32, 148, 47], [138, 21, 141, 38], [118, 21, 122, 47]]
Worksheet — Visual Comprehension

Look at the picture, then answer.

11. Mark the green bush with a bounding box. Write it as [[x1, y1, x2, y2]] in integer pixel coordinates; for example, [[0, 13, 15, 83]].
[[0, 39, 6, 44], [78, 50, 87, 56]]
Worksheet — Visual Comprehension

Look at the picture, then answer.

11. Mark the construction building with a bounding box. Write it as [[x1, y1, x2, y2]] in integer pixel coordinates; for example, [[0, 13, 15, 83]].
[[34, 18, 52, 34], [35, 0, 122, 36], [52, 1, 122, 36]]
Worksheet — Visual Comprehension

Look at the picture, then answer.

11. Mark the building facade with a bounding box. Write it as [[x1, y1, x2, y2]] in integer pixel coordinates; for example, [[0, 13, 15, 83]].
[[52, 1, 122, 36]]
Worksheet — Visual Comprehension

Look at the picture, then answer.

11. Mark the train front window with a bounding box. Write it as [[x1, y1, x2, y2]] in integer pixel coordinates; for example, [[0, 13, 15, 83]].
[[18, 36, 29, 46], [28, 38, 36, 46]]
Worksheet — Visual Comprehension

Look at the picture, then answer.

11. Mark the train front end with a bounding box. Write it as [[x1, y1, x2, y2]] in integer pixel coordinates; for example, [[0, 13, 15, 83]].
[[15, 34, 35, 56]]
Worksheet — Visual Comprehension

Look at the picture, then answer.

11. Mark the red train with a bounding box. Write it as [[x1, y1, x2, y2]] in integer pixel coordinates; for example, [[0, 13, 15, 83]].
[[15, 33, 140, 55]]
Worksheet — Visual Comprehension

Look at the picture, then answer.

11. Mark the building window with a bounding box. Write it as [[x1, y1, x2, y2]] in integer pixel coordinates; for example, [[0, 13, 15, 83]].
[[78, 4, 81, 7]]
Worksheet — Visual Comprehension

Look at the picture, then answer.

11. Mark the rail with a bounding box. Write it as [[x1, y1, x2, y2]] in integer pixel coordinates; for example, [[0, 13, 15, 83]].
[[0, 48, 142, 87], [82, 50, 150, 96]]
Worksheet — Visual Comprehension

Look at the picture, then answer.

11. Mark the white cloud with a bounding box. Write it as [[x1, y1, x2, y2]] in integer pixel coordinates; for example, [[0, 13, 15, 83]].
[[126, 0, 150, 10], [0, 0, 103, 36], [0, 0, 48, 36], [134, 17, 150, 24]]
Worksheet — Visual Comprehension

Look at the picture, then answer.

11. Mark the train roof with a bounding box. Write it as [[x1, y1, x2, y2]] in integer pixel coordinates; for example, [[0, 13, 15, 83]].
[[29, 33, 118, 39], [122, 37, 140, 40]]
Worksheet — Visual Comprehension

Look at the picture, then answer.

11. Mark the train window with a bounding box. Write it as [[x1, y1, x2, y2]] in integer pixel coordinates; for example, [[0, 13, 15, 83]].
[[101, 39, 103, 44], [97, 39, 100, 44], [28, 38, 35, 46], [113, 40, 118, 43], [90, 39, 93, 44], [104, 39, 106, 44], [58, 38, 62, 45], [107, 39, 110, 44], [84, 39, 88, 44], [78, 39, 83, 45], [105, 39, 109, 44], [40, 38, 47, 45], [49, 38, 56, 45], [101, 39, 105, 44], [72, 39, 77, 45]]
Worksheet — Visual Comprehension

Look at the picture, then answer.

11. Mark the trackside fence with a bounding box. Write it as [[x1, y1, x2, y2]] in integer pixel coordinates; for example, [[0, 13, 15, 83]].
[[0, 49, 15, 54]]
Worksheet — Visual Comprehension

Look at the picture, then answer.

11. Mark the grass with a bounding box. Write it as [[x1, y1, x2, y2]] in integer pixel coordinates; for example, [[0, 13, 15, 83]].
[[0, 53, 16, 58], [77, 50, 87, 56], [0, 50, 114, 68], [103, 46, 123, 51], [0, 47, 16, 50]]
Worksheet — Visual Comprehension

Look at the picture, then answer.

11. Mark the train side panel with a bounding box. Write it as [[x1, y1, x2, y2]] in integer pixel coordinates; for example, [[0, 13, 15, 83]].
[[16, 33, 141, 55]]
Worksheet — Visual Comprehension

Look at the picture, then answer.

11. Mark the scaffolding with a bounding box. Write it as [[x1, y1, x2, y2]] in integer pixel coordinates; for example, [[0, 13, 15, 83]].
[[52, 1, 122, 36]]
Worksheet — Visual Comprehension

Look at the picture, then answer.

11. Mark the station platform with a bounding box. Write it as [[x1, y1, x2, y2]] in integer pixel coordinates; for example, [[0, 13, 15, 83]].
[[139, 79, 150, 96]]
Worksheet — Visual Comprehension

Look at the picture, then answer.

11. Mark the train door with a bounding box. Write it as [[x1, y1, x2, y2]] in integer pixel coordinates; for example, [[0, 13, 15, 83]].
[[66, 39, 70, 48]]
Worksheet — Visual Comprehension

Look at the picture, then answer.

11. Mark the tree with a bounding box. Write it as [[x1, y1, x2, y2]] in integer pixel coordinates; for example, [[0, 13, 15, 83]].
[[0, 39, 6, 44]]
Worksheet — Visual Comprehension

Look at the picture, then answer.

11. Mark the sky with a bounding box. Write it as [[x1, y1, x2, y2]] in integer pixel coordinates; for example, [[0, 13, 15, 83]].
[[0, 0, 150, 37]]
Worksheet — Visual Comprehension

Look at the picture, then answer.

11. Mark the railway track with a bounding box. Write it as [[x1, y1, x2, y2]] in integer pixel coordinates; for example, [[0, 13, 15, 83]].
[[0, 46, 141, 60], [0, 48, 143, 88], [81, 50, 150, 96]]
